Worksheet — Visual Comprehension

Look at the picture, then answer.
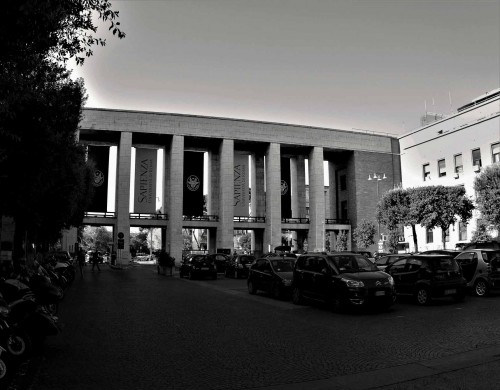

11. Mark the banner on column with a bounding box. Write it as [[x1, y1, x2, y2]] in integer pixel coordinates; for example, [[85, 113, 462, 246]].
[[281, 157, 292, 218], [183, 151, 204, 216], [87, 145, 110, 212], [134, 148, 157, 213], [234, 154, 249, 216]]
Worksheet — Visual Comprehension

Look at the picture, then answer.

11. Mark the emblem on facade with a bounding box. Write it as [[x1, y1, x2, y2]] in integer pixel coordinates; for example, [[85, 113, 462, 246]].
[[93, 170, 105, 187], [281, 180, 289, 195], [186, 175, 200, 192]]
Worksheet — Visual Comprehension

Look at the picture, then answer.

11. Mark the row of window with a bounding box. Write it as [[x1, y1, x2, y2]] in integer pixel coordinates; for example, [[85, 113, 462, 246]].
[[423, 142, 500, 181], [425, 221, 468, 244]]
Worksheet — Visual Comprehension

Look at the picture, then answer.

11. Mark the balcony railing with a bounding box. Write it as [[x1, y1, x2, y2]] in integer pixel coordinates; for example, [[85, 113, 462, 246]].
[[183, 215, 219, 222], [282, 217, 310, 224], [325, 218, 350, 224], [84, 212, 116, 218], [234, 216, 266, 223], [130, 213, 169, 220]]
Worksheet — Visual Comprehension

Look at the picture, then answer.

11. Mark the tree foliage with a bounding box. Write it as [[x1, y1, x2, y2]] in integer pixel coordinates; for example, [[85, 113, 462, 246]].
[[474, 164, 500, 232], [471, 219, 493, 243], [353, 219, 376, 249], [335, 231, 348, 252]]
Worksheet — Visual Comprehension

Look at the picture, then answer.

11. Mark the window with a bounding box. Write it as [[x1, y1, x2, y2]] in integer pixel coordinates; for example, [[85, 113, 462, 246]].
[[340, 201, 348, 221], [472, 148, 482, 167], [423, 164, 431, 181], [426, 228, 433, 244], [454, 154, 463, 174], [340, 175, 347, 191], [438, 159, 446, 177], [492, 143, 500, 163], [459, 221, 467, 241], [445, 227, 450, 242]]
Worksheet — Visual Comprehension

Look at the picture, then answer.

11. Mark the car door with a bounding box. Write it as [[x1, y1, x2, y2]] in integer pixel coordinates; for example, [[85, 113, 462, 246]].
[[399, 258, 423, 293], [313, 257, 331, 301], [251, 259, 266, 289], [455, 251, 478, 283], [386, 259, 408, 293], [260, 260, 274, 293], [300, 256, 318, 298]]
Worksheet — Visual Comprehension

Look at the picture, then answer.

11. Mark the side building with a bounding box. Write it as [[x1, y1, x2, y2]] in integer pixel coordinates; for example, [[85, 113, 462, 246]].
[[398, 88, 500, 252]]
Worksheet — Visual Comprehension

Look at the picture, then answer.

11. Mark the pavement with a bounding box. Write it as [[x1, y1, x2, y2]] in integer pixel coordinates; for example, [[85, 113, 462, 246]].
[[8, 263, 500, 390]]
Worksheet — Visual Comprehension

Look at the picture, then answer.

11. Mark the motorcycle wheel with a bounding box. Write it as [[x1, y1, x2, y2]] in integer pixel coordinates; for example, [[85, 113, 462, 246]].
[[0, 356, 9, 385], [46, 302, 59, 316], [7, 331, 31, 360]]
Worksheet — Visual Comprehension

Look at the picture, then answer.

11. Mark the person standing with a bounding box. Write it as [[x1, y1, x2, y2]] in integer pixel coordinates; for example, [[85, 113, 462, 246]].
[[77, 249, 86, 277], [91, 250, 101, 272]]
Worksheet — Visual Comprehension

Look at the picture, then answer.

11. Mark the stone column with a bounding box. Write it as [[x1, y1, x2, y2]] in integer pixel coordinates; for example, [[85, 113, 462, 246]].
[[264, 143, 281, 253], [296, 156, 307, 218], [251, 153, 265, 253], [308, 146, 325, 252], [114, 132, 132, 265], [166, 135, 184, 265], [217, 139, 234, 251], [328, 161, 337, 219]]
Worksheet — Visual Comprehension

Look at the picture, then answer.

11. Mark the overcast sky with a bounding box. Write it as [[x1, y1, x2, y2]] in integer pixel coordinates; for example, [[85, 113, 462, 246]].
[[69, 0, 500, 136]]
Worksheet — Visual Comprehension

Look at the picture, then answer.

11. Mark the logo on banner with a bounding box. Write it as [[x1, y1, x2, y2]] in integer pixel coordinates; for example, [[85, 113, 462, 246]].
[[93, 170, 105, 187], [281, 180, 289, 195], [186, 175, 201, 192]]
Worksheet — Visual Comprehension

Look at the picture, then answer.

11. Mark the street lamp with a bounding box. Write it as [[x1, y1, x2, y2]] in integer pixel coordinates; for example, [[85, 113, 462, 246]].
[[368, 172, 387, 242]]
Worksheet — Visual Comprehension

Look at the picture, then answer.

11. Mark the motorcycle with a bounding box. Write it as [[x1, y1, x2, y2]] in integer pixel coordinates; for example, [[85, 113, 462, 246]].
[[0, 295, 31, 363], [0, 344, 10, 387]]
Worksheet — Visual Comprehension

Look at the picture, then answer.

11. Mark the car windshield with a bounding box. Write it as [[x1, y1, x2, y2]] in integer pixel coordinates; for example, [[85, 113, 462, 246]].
[[270, 260, 294, 272], [239, 256, 255, 264], [330, 255, 378, 273], [192, 256, 211, 264], [375, 256, 388, 265], [430, 258, 459, 272], [483, 250, 500, 264]]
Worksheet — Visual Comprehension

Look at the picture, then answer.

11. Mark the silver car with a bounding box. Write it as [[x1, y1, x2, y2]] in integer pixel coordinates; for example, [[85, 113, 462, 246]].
[[454, 249, 500, 296]]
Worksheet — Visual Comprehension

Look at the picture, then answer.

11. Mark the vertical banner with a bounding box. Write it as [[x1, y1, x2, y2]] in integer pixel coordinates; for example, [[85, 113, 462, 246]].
[[281, 157, 292, 218], [234, 154, 249, 216], [134, 148, 157, 213], [183, 151, 204, 216], [87, 145, 110, 212]]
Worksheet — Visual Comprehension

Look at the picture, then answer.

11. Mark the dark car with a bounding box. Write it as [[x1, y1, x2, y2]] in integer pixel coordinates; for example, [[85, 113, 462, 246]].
[[292, 252, 396, 311], [462, 241, 500, 251], [247, 256, 295, 299], [384, 255, 467, 305], [375, 254, 411, 271], [225, 255, 256, 278], [206, 254, 231, 273], [454, 249, 500, 296], [179, 254, 217, 280], [419, 250, 461, 257]]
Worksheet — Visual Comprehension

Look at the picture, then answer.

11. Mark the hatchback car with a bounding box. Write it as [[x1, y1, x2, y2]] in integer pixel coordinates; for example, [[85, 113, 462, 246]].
[[384, 255, 467, 305], [454, 249, 500, 296], [292, 252, 396, 311], [179, 254, 217, 280], [225, 255, 256, 279], [247, 256, 295, 299], [206, 254, 231, 274]]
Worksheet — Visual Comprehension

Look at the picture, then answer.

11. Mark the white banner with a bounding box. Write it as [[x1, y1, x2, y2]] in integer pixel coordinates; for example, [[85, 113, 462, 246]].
[[134, 148, 157, 213], [234, 154, 249, 216]]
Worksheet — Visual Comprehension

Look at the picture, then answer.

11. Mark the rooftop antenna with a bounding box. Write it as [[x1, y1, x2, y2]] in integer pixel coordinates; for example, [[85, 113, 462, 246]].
[[448, 91, 453, 113]]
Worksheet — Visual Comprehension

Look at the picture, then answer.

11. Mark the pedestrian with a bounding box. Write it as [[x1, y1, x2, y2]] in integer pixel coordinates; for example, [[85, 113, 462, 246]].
[[77, 249, 86, 277], [91, 250, 101, 272]]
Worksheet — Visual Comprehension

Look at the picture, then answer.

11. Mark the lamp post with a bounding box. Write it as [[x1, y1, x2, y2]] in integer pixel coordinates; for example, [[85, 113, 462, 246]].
[[368, 172, 387, 243]]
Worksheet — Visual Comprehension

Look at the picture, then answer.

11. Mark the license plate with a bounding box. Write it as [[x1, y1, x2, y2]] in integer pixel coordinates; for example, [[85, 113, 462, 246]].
[[201, 267, 209, 270], [375, 291, 386, 296], [444, 289, 456, 295]]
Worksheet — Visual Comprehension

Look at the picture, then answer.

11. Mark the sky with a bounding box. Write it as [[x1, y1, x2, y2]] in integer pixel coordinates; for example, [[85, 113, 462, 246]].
[[70, 0, 500, 136]]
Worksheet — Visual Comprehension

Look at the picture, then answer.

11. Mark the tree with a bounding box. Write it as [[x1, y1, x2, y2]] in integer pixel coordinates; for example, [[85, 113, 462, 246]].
[[471, 219, 493, 243], [353, 219, 376, 249], [376, 188, 420, 252], [335, 231, 348, 251], [384, 229, 400, 253], [474, 164, 500, 233], [412, 185, 474, 249], [81, 226, 112, 253]]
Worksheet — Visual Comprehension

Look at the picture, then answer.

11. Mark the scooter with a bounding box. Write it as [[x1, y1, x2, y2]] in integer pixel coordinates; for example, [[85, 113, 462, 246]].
[[0, 296, 31, 363]]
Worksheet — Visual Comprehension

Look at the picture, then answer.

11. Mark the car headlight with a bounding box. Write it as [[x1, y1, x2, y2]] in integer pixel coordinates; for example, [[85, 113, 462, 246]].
[[387, 275, 395, 286], [282, 279, 292, 287], [341, 278, 364, 288]]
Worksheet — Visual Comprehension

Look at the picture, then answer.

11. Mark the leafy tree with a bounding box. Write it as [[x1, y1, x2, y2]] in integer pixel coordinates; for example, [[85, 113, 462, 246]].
[[353, 219, 376, 249], [383, 229, 400, 253], [81, 226, 112, 253], [376, 188, 419, 252], [335, 231, 348, 251], [471, 219, 493, 243], [474, 164, 500, 233], [237, 231, 252, 252], [412, 185, 474, 249]]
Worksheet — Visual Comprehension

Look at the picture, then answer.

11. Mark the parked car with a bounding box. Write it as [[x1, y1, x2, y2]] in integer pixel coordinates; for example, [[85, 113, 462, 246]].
[[461, 241, 500, 250], [206, 254, 231, 273], [225, 255, 256, 278], [384, 255, 467, 305], [247, 256, 295, 299], [179, 254, 217, 280], [419, 250, 461, 257], [375, 254, 411, 271], [292, 252, 396, 311], [454, 249, 500, 296]]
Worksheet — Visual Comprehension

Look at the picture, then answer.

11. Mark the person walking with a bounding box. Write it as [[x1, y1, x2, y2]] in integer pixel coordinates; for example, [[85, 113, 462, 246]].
[[91, 250, 101, 272], [77, 249, 86, 277]]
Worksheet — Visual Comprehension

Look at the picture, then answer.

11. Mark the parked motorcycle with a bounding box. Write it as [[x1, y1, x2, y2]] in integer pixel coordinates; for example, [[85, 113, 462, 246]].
[[0, 294, 31, 363]]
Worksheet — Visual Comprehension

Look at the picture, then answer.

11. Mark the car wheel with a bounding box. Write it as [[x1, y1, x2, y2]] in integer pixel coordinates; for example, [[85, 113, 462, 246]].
[[272, 284, 281, 299], [292, 287, 303, 305], [415, 287, 430, 305], [248, 280, 257, 295], [474, 279, 489, 297]]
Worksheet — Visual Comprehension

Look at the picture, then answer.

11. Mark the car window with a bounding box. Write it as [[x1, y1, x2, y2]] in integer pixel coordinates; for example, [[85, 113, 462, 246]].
[[407, 259, 422, 272], [482, 251, 500, 263], [376, 256, 388, 266], [330, 255, 377, 273], [455, 252, 477, 261], [430, 258, 460, 272], [270, 259, 294, 272], [389, 259, 407, 272]]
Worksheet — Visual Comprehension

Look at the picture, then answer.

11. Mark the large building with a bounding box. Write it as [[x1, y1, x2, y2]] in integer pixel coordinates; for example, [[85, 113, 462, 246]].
[[77, 108, 401, 265], [398, 89, 500, 252]]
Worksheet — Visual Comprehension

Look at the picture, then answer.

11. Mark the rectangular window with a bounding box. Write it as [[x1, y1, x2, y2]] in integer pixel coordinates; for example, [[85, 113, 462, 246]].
[[423, 164, 431, 181], [472, 148, 482, 167], [340, 201, 348, 221], [340, 175, 347, 191], [459, 221, 467, 241], [445, 227, 450, 242], [426, 228, 433, 244], [438, 159, 446, 177], [492, 142, 500, 163], [454, 154, 463, 174]]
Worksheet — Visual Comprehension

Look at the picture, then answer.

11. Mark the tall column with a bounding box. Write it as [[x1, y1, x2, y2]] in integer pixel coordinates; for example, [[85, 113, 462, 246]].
[[264, 143, 281, 253], [115, 132, 132, 265], [251, 153, 265, 254], [217, 139, 234, 250], [328, 161, 337, 219], [166, 135, 184, 265], [296, 156, 307, 218], [308, 146, 325, 252]]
